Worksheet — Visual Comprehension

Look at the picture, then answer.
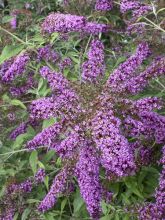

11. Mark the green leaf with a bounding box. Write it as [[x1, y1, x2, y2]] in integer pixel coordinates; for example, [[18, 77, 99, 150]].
[[0, 185, 6, 197], [26, 126, 36, 137], [123, 215, 130, 220], [44, 176, 49, 190], [73, 190, 84, 214], [31, 34, 45, 43], [114, 213, 120, 220], [21, 208, 31, 220], [113, 56, 126, 69], [100, 216, 112, 220], [0, 45, 24, 65], [44, 213, 55, 220], [50, 32, 59, 43], [124, 178, 144, 199], [29, 151, 38, 174], [56, 158, 62, 167], [43, 150, 55, 163], [11, 99, 27, 109], [2, 93, 10, 102], [27, 199, 40, 204], [38, 77, 44, 91], [60, 198, 67, 215], [13, 213, 19, 220], [38, 79, 50, 97], [2, 15, 13, 23], [13, 133, 29, 149], [71, 56, 80, 64], [38, 161, 45, 169], [101, 201, 108, 215], [121, 193, 131, 205], [42, 118, 56, 129]]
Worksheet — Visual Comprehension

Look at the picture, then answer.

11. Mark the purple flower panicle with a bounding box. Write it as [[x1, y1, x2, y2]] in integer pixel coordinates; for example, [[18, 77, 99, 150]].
[[82, 39, 105, 82], [40, 66, 70, 93], [10, 74, 34, 97], [95, 0, 113, 11], [30, 97, 55, 120], [38, 166, 70, 212], [39, 67, 82, 120], [125, 57, 165, 94], [120, 0, 151, 18], [92, 107, 135, 177], [37, 45, 59, 63], [120, 0, 140, 13], [10, 122, 28, 140], [35, 168, 46, 184], [83, 22, 110, 35], [27, 121, 63, 150], [59, 57, 72, 71], [76, 144, 102, 220], [41, 13, 86, 34], [10, 10, 20, 29], [41, 13, 110, 35], [107, 42, 151, 92], [2, 53, 30, 82]]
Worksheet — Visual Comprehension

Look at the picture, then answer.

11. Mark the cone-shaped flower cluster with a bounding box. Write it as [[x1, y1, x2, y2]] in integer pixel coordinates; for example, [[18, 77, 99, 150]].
[[75, 143, 102, 219], [35, 66, 83, 120], [120, 0, 140, 13], [10, 9, 20, 29], [41, 13, 110, 35], [83, 22, 110, 35], [10, 122, 29, 140], [82, 39, 105, 82], [120, 0, 151, 18], [92, 103, 135, 177], [107, 42, 151, 92], [10, 119, 37, 140], [95, 0, 113, 11], [37, 45, 59, 63], [125, 57, 165, 94], [41, 13, 86, 34], [120, 0, 152, 34], [38, 166, 73, 212], [9, 73, 35, 97], [27, 121, 64, 150], [1, 53, 30, 82]]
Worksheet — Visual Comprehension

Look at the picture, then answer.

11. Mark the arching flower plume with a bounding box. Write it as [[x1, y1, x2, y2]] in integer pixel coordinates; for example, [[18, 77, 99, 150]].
[[95, 0, 113, 11], [41, 12, 110, 35], [1, 53, 30, 82]]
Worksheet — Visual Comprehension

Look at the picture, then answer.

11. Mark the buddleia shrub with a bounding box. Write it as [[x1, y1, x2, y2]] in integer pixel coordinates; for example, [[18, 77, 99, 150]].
[[0, 0, 165, 219]]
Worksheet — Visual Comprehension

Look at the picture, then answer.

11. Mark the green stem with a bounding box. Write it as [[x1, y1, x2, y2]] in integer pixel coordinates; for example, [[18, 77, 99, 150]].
[[0, 147, 44, 156], [0, 26, 27, 45], [84, 34, 92, 55], [114, 1, 120, 5], [155, 78, 165, 90], [0, 149, 29, 156], [143, 17, 165, 33], [45, 61, 56, 71], [0, 100, 33, 108]]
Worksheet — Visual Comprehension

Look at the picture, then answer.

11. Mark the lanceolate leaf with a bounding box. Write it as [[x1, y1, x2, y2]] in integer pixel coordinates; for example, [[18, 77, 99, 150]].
[[0, 45, 24, 65], [29, 151, 38, 174]]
